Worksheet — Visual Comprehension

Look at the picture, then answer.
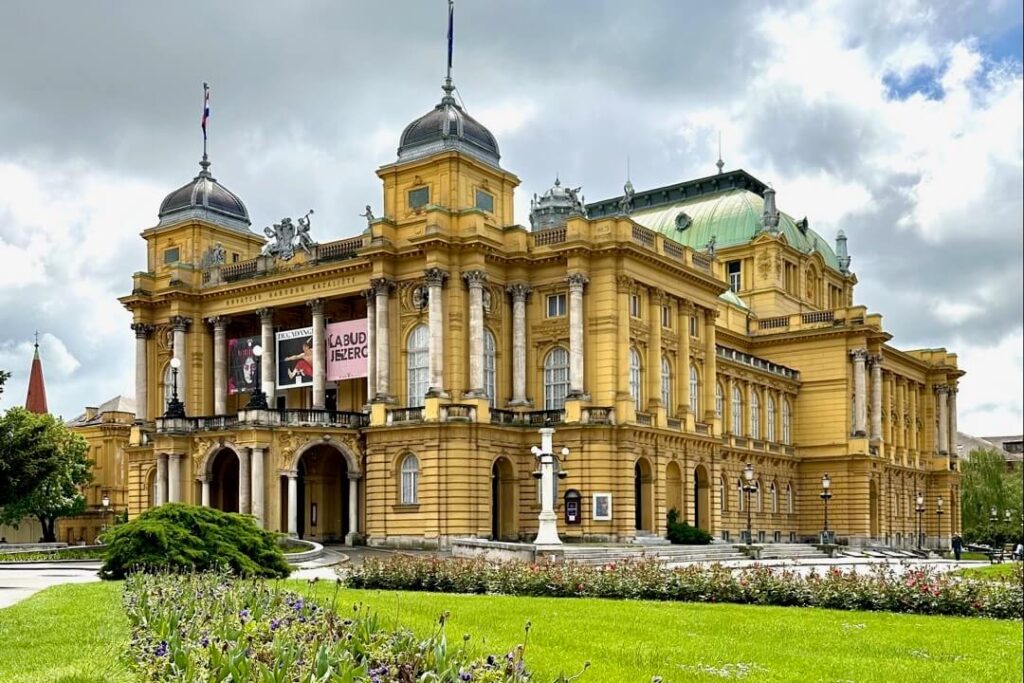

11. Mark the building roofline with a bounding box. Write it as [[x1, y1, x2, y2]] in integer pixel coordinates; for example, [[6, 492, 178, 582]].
[[585, 169, 768, 220]]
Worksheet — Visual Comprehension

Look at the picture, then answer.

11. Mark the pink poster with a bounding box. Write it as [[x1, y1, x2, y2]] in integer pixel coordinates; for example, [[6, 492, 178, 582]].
[[326, 319, 368, 381]]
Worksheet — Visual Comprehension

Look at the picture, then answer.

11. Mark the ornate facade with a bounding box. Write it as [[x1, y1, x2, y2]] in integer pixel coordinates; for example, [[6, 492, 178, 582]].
[[91, 73, 963, 550]]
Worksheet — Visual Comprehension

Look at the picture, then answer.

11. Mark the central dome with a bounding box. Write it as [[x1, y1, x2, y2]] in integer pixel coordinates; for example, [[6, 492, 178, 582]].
[[157, 158, 250, 231], [397, 83, 500, 167]]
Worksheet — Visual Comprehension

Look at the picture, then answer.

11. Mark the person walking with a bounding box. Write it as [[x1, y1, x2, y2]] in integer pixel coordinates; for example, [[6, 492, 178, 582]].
[[951, 535, 963, 561]]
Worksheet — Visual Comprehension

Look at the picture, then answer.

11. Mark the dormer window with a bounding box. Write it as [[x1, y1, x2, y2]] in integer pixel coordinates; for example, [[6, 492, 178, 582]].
[[727, 261, 742, 292], [408, 186, 430, 210], [475, 189, 494, 213]]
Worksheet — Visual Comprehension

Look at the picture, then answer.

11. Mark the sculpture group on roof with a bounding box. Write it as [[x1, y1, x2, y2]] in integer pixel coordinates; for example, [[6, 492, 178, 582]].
[[260, 210, 316, 261]]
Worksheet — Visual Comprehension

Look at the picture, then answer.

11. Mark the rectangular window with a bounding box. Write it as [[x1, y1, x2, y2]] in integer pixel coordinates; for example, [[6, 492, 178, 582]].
[[689, 315, 699, 338], [629, 294, 641, 318], [408, 186, 430, 210], [475, 188, 494, 213], [546, 293, 566, 317], [232, 252, 240, 263], [661, 305, 671, 328], [163, 247, 180, 264], [727, 261, 742, 292]]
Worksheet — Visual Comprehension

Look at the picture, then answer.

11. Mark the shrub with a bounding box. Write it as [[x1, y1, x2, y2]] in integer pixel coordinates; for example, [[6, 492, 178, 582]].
[[99, 503, 289, 580], [345, 556, 1024, 620], [123, 572, 581, 682], [666, 508, 713, 545]]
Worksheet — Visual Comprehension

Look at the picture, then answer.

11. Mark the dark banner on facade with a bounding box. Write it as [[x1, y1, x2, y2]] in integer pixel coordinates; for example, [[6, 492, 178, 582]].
[[276, 326, 314, 389], [228, 336, 260, 395]]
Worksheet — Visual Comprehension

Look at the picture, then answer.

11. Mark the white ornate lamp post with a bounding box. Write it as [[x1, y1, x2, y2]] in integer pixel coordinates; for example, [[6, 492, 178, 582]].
[[100, 493, 111, 533], [915, 492, 925, 549], [742, 463, 755, 545], [936, 496, 944, 551], [164, 357, 186, 419], [531, 427, 569, 551], [820, 473, 833, 544], [245, 345, 270, 410]]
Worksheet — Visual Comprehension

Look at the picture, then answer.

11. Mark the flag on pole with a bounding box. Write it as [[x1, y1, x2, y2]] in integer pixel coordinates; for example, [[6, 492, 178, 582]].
[[446, 0, 454, 77], [201, 82, 211, 140]]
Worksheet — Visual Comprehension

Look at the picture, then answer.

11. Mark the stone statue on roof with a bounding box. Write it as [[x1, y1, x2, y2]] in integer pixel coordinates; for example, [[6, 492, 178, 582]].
[[619, 180, 635, 215], [359, 205, 375, 228]]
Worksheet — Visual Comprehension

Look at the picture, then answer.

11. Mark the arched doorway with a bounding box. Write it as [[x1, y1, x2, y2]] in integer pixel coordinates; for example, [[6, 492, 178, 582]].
[[634, 458, 654, 532], [665, 462, 683, 521], [869, 479, 880, 539], [209, 448, 240, 513], [491, 457, 517, 541], [693, 464, 711, 533], [145, 468, 157, 510], [295, 445, 348, 542]]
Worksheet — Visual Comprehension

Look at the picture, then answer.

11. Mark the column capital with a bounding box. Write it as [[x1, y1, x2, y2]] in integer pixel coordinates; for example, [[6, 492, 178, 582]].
[[256, 307, 274, 323], [281, 469, 298, 478], [363, 288, 375, 304], [615, 274, 633, 293], [849, 348, 869, 362], [868, 352, 884, 366], [424, 267, 449, 286], [370, 277, 395, 294], [463, 269, 488, 288], [169, 315, 192, 331], [206, 315, 229, 329], [934, 385, 949, 396], [195, 474, 208, 484], [567, 272, 589, 291], [506, 282, 533, 302], [306, 298, 325, 315], [347, 472, 364, 481], [168, 452, 183, 462], [131, 322, 154, 338]]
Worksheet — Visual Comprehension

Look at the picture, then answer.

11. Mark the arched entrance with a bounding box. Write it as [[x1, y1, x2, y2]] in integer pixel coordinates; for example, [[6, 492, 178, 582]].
[[665, 462, 683, 520], [145, 468, 157, 510], [491, 457, 517, 541], [209, 448, 240, 513], [869, 479, 880, 540], [693, 464, 711, 533], [294, 444, 348, 542], [634, 458, 654, 532]]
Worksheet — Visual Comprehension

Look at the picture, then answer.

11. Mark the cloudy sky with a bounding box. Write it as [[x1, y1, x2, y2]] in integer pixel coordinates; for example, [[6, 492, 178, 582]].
[[0, 1, 1021, 436]]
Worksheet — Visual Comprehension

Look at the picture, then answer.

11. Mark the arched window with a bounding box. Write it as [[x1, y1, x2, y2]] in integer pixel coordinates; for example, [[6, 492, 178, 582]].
[[770, 482, 778, 514], [767, 394, 777, 442], [719, 476, 728, 512], [629, 347, 642, 411], [661, 356, 672, 410], [715, 382, 724, 419], [732, 385, 744, 435], [737, 479, 745, 512], [406, 325, 429, 407], [689, 366, 699, 416], [483, 329, 497, 406], [786, 483, 794, 514], [400, 454, 419, 504], [782, 399, 792, 444], [543, 347, 570, 410], [751, 390, 761, 440]]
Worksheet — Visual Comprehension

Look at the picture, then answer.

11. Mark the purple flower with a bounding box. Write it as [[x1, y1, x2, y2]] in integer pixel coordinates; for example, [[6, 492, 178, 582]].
[[154, 641, 168, 657], [270, 618, 281, 631], [459, 671, 472, 681]]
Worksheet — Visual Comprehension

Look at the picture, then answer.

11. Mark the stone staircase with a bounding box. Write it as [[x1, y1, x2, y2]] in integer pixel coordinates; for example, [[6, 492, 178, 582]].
[[755, 543, 829, 561], [560, 542, 746, 566]]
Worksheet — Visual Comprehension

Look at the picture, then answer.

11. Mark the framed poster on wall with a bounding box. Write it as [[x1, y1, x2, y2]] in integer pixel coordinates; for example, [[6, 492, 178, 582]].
[[276, 327, 314, 388], [592, 492, 612, 521]]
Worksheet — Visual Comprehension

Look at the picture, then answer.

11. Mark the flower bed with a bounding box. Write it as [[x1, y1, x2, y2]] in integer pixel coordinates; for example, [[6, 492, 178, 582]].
[[124, 572, 584, 682], [345, 557, 1023, 620]]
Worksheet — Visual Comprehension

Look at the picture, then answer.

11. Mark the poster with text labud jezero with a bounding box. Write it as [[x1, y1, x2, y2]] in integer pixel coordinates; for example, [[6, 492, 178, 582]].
[[276, 327, 314, 388], [228, 336, 261, 395], [326, 319, 368, 381]]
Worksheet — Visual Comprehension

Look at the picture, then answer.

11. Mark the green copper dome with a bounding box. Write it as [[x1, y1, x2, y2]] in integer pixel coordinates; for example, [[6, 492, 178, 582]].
[[630, 188, 840, 271]]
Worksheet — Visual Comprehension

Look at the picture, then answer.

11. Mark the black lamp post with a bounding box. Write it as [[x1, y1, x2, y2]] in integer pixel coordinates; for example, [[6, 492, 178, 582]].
[[245, 345, 269, 410], [936, 496, 944, 551], [742, 463, 755, 545], [100, 493, 111, 533], [990, 506, 999, 550], [915, 492, 925, 549], [163, 357, 186, 419], [820, 473, 833, 544]]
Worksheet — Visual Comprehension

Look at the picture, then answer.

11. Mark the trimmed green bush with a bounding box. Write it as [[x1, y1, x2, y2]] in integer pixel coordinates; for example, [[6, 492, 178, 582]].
[[666, 507, 712, 545], [99, 503, 289, 580]]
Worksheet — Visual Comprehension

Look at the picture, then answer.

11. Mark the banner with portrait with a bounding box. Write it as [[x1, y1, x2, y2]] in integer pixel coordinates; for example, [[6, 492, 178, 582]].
[[276, 326, 314, 388], [228, 336, 261, 395], [326, 319, 368, 381]]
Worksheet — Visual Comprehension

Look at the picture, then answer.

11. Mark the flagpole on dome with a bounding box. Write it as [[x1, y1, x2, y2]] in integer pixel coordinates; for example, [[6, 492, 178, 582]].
[[200, 82, 211, 175], [442, 0, 455, 102]]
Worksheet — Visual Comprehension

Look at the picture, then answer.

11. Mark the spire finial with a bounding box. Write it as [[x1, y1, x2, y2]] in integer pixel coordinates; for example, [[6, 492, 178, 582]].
[[716, 130, 724, 174], [442, 0, 456, 102], [200, 82, 212, 176], [34, 330, 39, 349]]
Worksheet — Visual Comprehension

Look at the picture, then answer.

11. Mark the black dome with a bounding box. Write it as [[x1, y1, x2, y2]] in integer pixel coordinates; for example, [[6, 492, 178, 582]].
[[158, 159, 250, 229], [397, 85, 500, 166]]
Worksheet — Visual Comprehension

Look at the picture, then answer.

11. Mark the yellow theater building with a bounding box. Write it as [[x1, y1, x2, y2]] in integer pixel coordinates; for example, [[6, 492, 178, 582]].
[[88, 68, 963, 550]]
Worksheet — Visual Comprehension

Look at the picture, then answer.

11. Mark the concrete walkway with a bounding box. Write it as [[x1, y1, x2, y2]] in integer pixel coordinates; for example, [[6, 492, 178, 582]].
[[0, 562, 101, 609]]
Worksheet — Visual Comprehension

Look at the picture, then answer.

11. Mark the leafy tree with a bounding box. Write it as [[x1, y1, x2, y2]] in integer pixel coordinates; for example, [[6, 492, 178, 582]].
[[0, 409, 92, 542], [0, 369, 10, 400], [961, 448, 1024, 545]]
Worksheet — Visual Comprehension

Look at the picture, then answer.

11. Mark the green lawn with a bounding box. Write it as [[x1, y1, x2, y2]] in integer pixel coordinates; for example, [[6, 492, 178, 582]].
[[0, 548, 105, 563], [955, 563, 1022, 581], [0, 580, 1021, 683]]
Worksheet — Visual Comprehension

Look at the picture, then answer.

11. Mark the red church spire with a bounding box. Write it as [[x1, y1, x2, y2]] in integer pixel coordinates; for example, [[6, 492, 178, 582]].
[[25, 333, 48, 414]]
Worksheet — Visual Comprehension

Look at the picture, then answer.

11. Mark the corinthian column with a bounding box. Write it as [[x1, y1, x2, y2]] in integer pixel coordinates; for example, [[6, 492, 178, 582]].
[[948, 387, 958, 455], [131, 323, 153, 421], [463, 270, 488, 397], [869, 354, 883, 442], [703, 309, 718, 426], [937, 386, 949, 454], [168, 453, 181, 503], [677, 303, 691, 418], [208, 316, 228, 415], [507, 283, 532, 406], [425, 268, 449, 396], [308, 299, 326, 409], [155, 454, 168, 506], [371, 278, 394, 401], [257, 308, 276, 401], [364, 289, 376, 405], [850, 348, 868, 436], [567, 273, 589, 398], [251, 446, 265, 527], [170, 316, 192, 412], [238, 448, 251, 515]]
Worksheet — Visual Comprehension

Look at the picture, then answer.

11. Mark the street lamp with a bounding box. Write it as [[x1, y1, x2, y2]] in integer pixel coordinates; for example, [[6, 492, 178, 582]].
[[915, 492, 925, 549], [742, 463, 755, 546], [990, 506, 999, 550], [163, 357, 186, 418], [244, 345, 269, 410], [530, 428, 570, 550], [100, 493, 111, 534], [936, 496, 944, 552], [820, 473, 833, 544]]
